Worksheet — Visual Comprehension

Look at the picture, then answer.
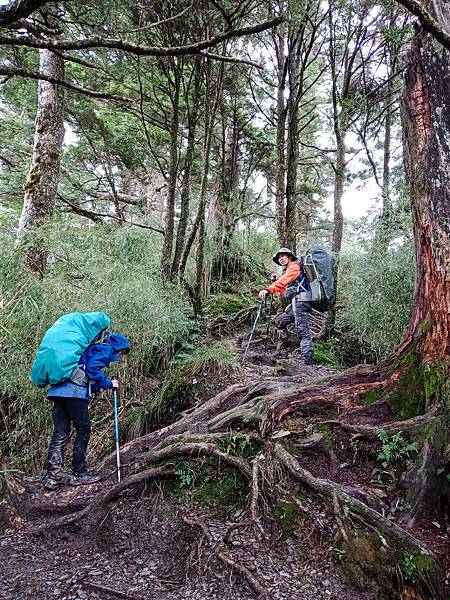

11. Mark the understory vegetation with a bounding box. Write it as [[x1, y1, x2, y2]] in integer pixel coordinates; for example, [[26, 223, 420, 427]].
[[0, 213, 415, 471]]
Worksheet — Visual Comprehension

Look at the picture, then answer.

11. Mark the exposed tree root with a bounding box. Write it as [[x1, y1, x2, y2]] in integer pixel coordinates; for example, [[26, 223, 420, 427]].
[[100, 383, 269, 474], [332, 491, 349, 543], [11, 347, 445, 599], [182, 514, 269, 599], [261, 378, 386, 436], [139, 441, 253, 477], [29, 438, 255, 534], [274, 444, 437, 561], [316, 407, 439, 437], [250, 453, 265, 534], [30, 467, 175, 534], [208, 304, 257, 335]]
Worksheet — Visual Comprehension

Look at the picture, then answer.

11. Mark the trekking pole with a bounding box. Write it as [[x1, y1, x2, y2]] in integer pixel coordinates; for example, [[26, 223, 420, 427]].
[[264, 295, 274, 352], [113, 386, 121, 482], [243, 299, 265, 361]]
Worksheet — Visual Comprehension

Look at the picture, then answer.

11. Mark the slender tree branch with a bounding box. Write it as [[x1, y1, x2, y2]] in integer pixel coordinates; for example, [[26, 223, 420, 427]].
[[0, 16, 284, 55], [59, 196, 165, 234], [199, 50, 262, 68], [129, 4, 192, 33], [0, 66, 133, 102]]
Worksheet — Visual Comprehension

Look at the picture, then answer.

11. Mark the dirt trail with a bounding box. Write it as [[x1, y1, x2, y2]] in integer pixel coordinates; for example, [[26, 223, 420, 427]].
[[1, 338, 448, 599]]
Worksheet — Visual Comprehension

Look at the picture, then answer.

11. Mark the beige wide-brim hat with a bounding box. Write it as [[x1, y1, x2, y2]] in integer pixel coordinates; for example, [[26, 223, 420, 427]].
[[272, 247, 297, 265]]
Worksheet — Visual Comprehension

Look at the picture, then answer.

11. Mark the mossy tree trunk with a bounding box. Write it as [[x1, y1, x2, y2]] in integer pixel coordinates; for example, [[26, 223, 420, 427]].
[[397, 4, 450, 519], [16, 49, 65, 277], [171, 57, 202, 279], [210, 101, 242, 283]]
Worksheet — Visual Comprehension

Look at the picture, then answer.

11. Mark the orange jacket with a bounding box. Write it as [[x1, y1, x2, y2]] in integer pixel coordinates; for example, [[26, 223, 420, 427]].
[[267, 261, 301, 296]]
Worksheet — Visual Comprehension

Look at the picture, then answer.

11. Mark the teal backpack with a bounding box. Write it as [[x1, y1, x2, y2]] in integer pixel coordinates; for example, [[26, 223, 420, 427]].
[[31, 311, 111, 388]]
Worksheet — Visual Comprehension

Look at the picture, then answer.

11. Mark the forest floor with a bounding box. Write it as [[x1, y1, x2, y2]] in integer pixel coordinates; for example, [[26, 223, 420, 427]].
[[0, 325, 449, 600]]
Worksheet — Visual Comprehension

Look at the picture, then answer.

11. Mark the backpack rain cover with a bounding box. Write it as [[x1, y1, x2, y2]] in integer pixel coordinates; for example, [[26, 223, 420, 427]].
[[307, 245, 336, 312], [31, 311, 111, 387]]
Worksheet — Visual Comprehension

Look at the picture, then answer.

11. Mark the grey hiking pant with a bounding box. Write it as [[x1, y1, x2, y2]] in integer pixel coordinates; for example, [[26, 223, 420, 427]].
[[275, 298, 313, 362]]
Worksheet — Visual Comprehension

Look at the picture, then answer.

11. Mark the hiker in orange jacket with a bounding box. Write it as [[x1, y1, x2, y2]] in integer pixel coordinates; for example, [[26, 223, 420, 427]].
[[259, 247, 313, 364]]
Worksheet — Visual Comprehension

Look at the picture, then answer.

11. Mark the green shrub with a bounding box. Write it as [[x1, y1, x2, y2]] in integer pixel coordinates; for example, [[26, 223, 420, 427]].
[[204, 292, 253, 318]]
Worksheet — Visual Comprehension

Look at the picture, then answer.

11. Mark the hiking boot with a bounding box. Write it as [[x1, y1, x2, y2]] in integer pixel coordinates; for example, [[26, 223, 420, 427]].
[[303, 351, 314, 366], [275, 334, 287, 352], [43, 473, 70, 491], [43, 477, 61, 491], [70, 472, 102, 486]]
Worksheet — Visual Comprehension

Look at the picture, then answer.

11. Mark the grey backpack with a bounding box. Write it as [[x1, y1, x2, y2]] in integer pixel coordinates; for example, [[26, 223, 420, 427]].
[[303, 245, 336, 312]]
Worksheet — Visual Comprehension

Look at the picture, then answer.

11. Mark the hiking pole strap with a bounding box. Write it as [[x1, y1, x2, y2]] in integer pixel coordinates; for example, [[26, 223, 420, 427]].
[[113, 387, 121, 482]]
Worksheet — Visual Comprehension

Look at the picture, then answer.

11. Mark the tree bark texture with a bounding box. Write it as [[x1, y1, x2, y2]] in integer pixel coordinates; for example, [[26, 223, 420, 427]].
[[331, 131, 345, 255], [400, 6, 450, 363], [210, 106, 242, 282], [284, 30, 301, 252], [178, 58, 223, 282], [16, 49, 65, 276]]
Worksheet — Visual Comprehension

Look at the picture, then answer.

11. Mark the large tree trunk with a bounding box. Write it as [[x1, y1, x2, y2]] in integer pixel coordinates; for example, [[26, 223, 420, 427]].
[[178, 58, 223, 283], [16, 49, 65, 276], [210, 106, 242, 283], [400, 9, 450, 364], [388, 1, 450, 525], [284, 31, 301, 252]]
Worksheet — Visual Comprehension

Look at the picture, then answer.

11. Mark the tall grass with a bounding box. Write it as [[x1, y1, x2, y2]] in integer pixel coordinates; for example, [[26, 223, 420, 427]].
[[337, 225, 415, 360], [0, 224, 197, 471]]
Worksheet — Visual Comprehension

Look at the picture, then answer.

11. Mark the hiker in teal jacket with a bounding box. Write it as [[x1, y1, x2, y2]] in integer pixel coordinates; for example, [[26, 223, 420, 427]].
[[44, 333, 130, 490]]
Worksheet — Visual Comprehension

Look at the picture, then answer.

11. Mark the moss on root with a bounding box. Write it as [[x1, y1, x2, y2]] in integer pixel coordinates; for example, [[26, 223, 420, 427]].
[[334, 529, 440, 598], [358, 388, 382, 406], [317, 424, 333, 449], [274, 500, 301, 540], [164, 458, 250, 508]]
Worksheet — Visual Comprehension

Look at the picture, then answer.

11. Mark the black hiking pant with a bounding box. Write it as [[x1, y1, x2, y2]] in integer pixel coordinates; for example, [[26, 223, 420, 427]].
[[46, 397, 91, 479], [275, 299, 313, 363]]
